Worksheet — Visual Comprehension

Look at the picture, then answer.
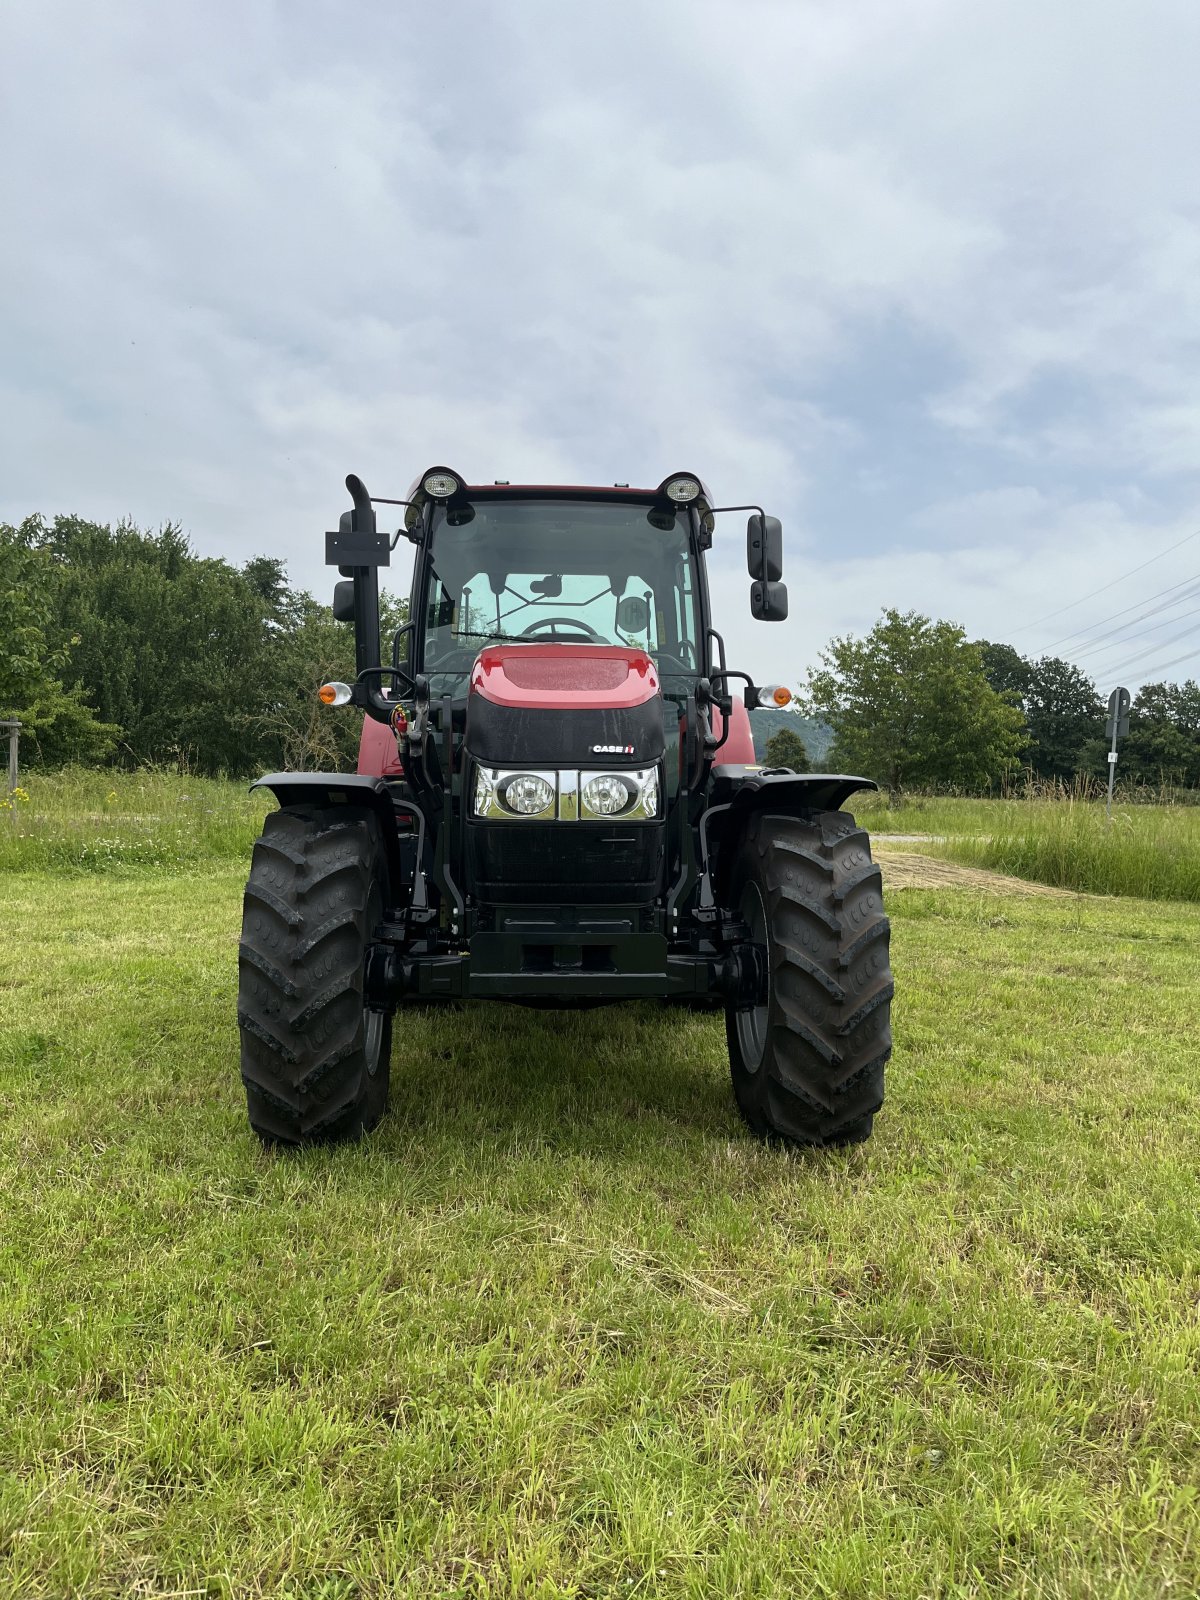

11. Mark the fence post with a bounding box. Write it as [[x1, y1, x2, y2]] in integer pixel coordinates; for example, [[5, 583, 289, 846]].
[[2, 719, 19, 796]]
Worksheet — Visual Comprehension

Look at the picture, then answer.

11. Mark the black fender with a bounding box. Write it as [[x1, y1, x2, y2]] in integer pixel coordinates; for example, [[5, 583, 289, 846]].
[[250, 773, 409, 898], [710, 765, 878, 815], [706, 766, 879, 902]]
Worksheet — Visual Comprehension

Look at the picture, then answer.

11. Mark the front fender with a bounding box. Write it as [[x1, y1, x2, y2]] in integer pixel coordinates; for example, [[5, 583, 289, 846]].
[[250, 772, 407, 896], [710, 765, 878, 816]]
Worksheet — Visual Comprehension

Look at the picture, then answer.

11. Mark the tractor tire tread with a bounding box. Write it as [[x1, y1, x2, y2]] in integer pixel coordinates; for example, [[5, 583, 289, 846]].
[[237, 806, 391, 1145], [725, 809, 892, 1148]]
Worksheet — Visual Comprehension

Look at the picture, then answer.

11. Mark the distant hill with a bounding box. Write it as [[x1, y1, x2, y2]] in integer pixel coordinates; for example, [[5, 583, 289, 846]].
[[748, 707, 834, 765]]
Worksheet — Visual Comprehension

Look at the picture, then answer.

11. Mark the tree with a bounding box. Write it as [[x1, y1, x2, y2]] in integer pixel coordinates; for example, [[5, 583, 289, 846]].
[[981, 642, 1109, 780], [978, 640, 1032, 703], [806, 609, 1025, 792], [979, 641, 1104, 780], [1121, 680, 1200, 788], [28, 515, 279, 773], [0, 519, 117, 764], [1023, 656, 1105, 780], [764, 725, 810, 771]]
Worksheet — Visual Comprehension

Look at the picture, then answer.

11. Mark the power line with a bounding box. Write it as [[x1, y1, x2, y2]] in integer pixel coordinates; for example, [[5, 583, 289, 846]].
[[1069, 598, 1200, 665], [1044, 568, 1200, 651], [1011, 526, 1200, 638], [1125, 645, 1200, 687], [1099, 616, 1200, 677]]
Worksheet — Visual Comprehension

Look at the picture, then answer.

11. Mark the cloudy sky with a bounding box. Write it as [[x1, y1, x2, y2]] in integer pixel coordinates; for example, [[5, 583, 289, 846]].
[[3, 0, 1199, 689]]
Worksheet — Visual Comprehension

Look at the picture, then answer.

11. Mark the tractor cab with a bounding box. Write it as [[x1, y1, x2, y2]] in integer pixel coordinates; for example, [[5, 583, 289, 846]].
[[238, 467, 893, 1152]]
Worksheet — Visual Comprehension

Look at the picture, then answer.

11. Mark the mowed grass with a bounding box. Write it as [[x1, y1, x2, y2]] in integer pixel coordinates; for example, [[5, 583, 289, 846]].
[[1, 861, 1198, 1597]]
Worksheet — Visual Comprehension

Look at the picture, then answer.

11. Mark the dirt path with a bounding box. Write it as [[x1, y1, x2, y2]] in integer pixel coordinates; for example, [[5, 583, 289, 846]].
[[873, 847, 1076, 898]]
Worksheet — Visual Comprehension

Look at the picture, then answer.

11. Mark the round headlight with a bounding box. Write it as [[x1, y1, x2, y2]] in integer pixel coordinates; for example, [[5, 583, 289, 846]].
[[581, 774, 632, 816], [502, 774, 555, 815], [423, 471, 460, 499], [664, 476, 701, 504]]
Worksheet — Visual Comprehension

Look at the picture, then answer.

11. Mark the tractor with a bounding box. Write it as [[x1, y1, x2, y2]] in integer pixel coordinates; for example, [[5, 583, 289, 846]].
[[237, 469, 893, 1147]]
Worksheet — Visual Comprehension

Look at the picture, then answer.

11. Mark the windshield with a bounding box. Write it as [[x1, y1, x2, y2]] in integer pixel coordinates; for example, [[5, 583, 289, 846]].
[[419, 499, 702, 697]]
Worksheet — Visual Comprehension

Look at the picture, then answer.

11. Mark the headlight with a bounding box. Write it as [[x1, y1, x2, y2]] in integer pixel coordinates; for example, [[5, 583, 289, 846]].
[[473, 767, 558, 820], [503, 774, 555, 815], [580, 768, 658, 821], [580, 774, 630, 816], [473, 766, 660, 820]]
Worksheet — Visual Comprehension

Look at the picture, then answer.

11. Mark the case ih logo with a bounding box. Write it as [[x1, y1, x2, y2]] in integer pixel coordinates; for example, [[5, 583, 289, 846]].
[[591, 743, 635, 755]]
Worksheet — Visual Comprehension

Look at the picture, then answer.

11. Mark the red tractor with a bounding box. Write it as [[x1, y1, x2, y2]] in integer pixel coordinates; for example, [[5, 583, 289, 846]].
[[238, 470, 892, 1147]]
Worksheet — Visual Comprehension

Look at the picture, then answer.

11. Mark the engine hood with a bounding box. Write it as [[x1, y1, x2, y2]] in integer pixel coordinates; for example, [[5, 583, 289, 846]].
[[469, 643, 659, 711], [465, 644, 665, 769]]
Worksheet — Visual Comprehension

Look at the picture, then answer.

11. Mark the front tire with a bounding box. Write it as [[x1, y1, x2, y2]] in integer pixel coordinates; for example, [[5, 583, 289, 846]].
[[238, 806, 392, 1145], [725, 810, 892, 1147]]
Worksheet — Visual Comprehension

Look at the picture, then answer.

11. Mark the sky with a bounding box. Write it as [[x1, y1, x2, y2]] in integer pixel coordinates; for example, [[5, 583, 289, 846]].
[[3, 0, 1199, 691]]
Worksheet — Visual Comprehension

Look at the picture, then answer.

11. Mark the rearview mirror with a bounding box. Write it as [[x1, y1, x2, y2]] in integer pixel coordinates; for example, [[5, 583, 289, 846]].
[[332, 579, 356, 622], [751, 580, 788, 622], [746, 514, 783, 582], [616, 595, 650, 634]]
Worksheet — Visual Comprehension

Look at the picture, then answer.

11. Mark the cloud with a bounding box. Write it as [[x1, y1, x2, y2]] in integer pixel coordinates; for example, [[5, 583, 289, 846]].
[[2, 0, 1198, 687]]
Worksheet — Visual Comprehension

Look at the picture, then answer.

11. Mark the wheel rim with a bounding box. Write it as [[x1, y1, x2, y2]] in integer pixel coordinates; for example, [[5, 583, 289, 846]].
[[364, 878, 384, 1078], [363, 1006, 384, 1077], [734, 880, 770, 1072]]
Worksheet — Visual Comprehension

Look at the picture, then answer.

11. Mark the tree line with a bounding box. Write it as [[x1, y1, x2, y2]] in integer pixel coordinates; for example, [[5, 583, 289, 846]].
[[3, 517, 1197, 791], [795, 608, 1200, 792], [1, 514, 405, 776]]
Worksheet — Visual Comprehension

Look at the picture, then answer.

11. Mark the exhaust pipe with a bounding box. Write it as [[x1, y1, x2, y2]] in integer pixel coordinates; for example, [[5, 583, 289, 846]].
[[345, 474, 382, 680]]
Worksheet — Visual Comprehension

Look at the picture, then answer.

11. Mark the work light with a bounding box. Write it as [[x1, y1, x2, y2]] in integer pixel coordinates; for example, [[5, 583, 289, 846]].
[[422, 470, 460, 499], [662, 475, 701, 504]]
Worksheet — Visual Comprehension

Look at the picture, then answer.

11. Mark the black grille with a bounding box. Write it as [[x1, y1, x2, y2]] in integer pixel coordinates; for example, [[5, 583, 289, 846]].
[[467, 819, 664, 905]]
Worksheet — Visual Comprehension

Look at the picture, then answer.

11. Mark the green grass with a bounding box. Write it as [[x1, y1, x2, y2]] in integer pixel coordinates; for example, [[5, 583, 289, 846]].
[[6, 770, 1199, 901], [931, 804, 1200, 901], [1, 866, 1198, 1597], [856, 792, 1200, 901], [0, 767, 270, 872]]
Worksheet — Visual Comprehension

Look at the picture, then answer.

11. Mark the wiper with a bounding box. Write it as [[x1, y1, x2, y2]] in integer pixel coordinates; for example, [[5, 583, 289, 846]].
[[452, 630, 524, 644]]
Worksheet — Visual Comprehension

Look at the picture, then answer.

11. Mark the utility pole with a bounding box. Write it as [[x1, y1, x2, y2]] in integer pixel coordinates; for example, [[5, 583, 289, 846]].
[[1105, 687, 1130, 822]]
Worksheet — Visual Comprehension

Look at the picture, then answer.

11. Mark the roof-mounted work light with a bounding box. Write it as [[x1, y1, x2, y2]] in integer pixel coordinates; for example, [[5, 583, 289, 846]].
[[659, 473, 703, 505], [422, 469, 461, 500]]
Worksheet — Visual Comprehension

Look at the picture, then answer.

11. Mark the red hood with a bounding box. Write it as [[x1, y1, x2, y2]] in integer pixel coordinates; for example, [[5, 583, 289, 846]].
[[469, 642, 660, 710]]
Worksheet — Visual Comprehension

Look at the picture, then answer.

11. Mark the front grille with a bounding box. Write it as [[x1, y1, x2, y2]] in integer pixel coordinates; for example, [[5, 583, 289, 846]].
[[467, 820, 664, 905]]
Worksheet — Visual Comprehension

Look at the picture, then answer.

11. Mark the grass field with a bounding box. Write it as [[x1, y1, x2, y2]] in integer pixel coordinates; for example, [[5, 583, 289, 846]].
[[2, 790, 1198, 1595], [857, 792, 1200, 901], [6, 769, 1198, 900]]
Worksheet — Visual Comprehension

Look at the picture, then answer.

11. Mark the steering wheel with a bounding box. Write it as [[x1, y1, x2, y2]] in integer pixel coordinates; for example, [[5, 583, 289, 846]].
[[520, 617, 606, 642]]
